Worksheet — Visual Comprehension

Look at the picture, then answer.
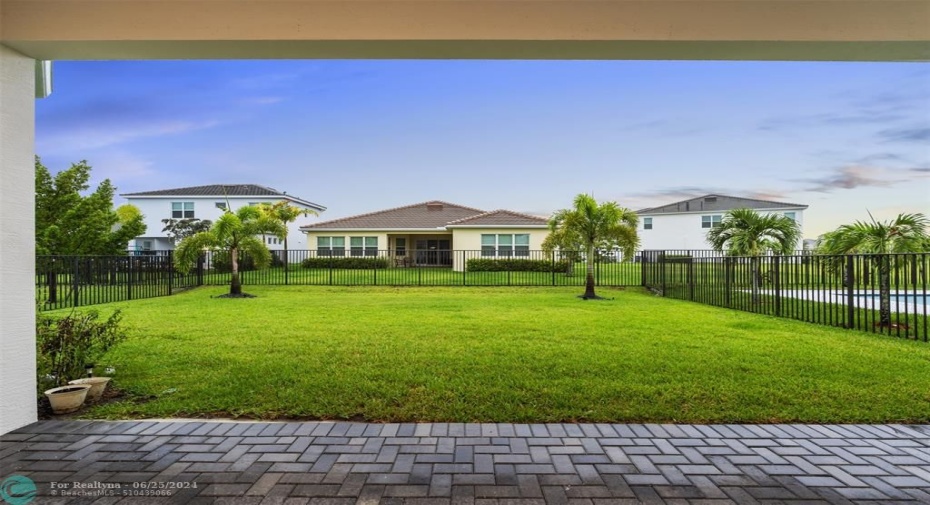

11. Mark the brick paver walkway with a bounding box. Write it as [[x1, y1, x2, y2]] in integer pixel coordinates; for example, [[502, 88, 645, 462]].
[[2, 421, 929, 504]]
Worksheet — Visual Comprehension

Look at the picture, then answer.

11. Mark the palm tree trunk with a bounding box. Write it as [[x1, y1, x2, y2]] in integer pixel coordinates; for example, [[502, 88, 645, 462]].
[[584, 244, 596, 299], [230, 247, 242, 295], [879, 256, 891, 328]]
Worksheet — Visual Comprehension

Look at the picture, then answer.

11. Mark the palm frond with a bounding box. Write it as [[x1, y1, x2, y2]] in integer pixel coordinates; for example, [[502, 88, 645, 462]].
[[173, 231, 218, 273]]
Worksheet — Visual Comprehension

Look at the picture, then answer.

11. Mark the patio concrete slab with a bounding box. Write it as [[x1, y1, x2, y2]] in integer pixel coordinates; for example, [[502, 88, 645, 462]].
[[1, 422, 928, 504]]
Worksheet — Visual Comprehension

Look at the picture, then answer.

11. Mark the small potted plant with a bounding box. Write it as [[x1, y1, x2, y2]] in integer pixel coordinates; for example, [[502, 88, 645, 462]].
[[68, 364, 112, 402], [37, 308, 127, 414], [43, 384, 93, 414]]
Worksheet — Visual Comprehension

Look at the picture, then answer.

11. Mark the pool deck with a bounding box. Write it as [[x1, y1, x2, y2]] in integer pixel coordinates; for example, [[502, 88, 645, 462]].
[[2, 421, 930, 504]]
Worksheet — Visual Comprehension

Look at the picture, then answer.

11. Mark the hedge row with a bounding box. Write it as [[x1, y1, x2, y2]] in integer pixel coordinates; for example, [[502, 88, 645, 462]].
[[466, 258, 571, 273], [301, 257, 390, 269]]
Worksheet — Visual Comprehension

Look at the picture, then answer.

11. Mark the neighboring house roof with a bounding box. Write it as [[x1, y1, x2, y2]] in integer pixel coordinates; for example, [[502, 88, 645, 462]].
[[636, 194, 807, 215], [121, 184, 326, 211], [300, 201, 545, 231], [446, 210, 548, 228]]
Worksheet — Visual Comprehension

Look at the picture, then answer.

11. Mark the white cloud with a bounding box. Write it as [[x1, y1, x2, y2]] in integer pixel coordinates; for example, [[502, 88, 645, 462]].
[[38, 119, 220, 153]]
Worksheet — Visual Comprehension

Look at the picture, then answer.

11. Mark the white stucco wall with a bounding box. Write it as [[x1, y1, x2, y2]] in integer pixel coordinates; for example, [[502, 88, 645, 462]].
[[638, 209, 805, 252], [125, 196, 321, 251], [0, 45, 38, 434]]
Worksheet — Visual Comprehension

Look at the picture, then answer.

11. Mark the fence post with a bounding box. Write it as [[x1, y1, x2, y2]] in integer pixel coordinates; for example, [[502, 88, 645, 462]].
[[165, 251, 174, 296], [127, 257, 133, 301], [661, 253, 666, 295], [48, 260, 58, 304], [552, 253, 556, 286], [285, 250, 289, 286], [462, 251, 467, 286], [846, 254, 856, 329], [70, 256, 80, 307], [724, 257, 731, 306], [687, 257, 694, 301], [773, 255, 781, 317], [641, 253, 647, 287], [196, 253, 204, 286]]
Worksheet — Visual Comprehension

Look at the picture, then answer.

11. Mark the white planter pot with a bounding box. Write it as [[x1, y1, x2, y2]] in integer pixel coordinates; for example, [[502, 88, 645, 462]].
[[68, 377, 111, 402], [44, 384, 92, 414]]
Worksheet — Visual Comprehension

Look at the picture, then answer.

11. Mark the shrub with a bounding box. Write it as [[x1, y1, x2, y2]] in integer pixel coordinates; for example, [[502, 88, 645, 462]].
[[211, 251, 284, 272], [466, 258, 571, 273], [36, 308, 128, 391], [659, 254, 693, 264], [301, 257, 390, 269]]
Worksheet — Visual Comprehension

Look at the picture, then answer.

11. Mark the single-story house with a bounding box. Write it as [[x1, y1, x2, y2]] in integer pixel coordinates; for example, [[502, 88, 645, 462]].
[[636, 194, 808, 251], [299, 201, 550, 271]]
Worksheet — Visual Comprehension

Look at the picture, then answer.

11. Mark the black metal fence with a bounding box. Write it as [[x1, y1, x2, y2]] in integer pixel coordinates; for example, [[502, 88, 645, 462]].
[[36, 249, 641, 309], [36, 253, 198, 311], [36, 249, 930, 342], [642, 250, 929, 342]]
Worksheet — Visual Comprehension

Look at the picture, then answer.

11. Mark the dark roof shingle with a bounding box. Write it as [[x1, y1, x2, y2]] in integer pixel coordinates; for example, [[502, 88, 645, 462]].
[[637, 194, 807, 215], [121, 184, 325, 211]]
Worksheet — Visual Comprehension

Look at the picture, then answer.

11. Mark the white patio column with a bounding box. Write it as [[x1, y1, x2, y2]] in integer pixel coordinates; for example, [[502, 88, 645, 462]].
[[0, 44, 37, 434]]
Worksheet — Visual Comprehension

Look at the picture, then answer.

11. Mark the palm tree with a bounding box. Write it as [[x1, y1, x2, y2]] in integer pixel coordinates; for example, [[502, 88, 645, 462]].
[[174, 205, 284, 297], [706, 208, 801, 304], [542, 194, 639, 299], [257, 200, 319, 267], [816, 212, 929, 328]]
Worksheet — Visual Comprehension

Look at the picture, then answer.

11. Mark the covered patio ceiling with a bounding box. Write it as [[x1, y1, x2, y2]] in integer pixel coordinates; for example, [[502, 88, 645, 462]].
[[2, 0, 928, 61], [0, 0, 927, 435]]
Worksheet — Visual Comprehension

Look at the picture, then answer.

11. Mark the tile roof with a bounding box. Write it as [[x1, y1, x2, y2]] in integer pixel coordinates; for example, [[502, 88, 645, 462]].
[[446, 210, 548, 227], [121, 184, 326, 211], [636, 194, 807, 215], [301, 201, 486, 230], [300, 202, 549, 231]]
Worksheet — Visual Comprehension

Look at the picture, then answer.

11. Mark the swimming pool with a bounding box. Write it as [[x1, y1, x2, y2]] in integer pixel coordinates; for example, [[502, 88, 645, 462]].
[[756, 289, 929, 313], [855, 293, 928, 306]]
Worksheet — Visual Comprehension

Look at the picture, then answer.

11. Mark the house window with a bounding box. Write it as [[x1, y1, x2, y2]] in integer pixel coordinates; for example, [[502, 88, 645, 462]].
[[215, 202, 227, 210], [141, 240, 153, 251], [784, 212, 797, 221], [643, 217, 653, 230], [481, 234, 496, 257], [171, 202, 194, 219], [317, 236, 345, 256], [701, 215, 722, 228], [481, 234, 530, 257], [350, 236, 378, 257], [395, 238, 407, 256]]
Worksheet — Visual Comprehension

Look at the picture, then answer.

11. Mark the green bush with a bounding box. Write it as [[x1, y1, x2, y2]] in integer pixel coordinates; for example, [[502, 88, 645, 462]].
[[301, 257, 390, 269], [466, 258, 571, 273], [36, 309, 128, 391], [659, 254, 693, 264], [211, 250, 284, 272]]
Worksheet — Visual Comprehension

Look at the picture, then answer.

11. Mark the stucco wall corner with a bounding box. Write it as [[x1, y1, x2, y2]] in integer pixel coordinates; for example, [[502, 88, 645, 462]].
[[0, 43, 38, 434]]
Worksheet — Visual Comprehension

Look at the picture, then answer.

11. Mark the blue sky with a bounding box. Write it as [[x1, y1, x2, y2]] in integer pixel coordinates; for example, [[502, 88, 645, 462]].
[[36, 60, 929, 238]]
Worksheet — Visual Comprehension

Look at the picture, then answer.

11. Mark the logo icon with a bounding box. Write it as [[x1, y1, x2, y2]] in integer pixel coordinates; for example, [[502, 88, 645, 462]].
[[0, 475, 36, 505]]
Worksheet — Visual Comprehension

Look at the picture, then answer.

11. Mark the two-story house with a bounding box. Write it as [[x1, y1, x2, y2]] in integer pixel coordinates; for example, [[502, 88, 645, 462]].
[[121, 184, 326, 251], [636, 194, 808, 251]]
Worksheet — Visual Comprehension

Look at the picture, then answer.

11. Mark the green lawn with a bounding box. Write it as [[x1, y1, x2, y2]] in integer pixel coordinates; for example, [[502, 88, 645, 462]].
[[67, 285, 930, 423], [205, 262, 642, 287]]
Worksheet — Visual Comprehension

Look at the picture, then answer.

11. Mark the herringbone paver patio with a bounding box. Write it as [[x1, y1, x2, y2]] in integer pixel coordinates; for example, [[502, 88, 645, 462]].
[[1, 421, 929, 504]]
